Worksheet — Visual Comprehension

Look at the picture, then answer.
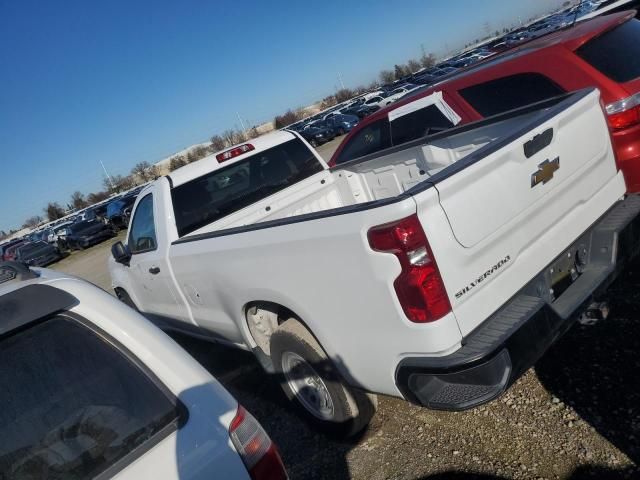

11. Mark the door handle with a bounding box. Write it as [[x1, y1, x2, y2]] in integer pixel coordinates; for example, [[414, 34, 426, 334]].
[[148, 266, 160, 275]]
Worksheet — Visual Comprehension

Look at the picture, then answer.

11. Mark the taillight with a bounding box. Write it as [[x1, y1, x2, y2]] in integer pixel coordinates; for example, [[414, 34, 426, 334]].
[[367, 214, 451, 323], [216, 144, 255, 163], [605, 93, 640, 130], [229, 406, 287, 480]]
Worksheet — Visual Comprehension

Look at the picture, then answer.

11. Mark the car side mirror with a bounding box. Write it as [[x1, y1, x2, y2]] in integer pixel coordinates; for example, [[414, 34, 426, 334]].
[[111, 241, 131, 266]]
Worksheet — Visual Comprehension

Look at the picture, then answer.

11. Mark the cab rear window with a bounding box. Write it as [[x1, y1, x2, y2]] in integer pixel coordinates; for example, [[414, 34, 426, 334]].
[[459, 73, 565, 117], [172, 138, 323, 237], [390, 105, 454, 145], [576, 18, 640, 83], [0, 315, 182, 480]]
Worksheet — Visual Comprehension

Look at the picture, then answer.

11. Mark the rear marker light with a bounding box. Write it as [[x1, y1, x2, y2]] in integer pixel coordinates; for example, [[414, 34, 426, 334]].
[[368, 214, 451, 323], [605, 93, 640, 130], [229, 406, 287, 480], [216, 143, 255, 163]]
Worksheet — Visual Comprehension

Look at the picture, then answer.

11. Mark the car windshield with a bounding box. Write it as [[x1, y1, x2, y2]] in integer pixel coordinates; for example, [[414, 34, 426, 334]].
[[5, 243, 25, 256], [17, 242, 49, 256], [0, 315, 181, 479], [106, 200, 125, 217], [69, 221, 99, 234]]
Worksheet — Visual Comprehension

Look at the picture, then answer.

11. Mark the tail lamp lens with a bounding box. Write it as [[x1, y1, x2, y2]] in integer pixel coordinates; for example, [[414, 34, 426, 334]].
[[368, 214, 451, 323]]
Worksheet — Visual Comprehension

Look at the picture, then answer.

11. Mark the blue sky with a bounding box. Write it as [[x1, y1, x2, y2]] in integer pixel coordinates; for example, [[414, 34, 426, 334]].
[[0, 0, 564, 231]]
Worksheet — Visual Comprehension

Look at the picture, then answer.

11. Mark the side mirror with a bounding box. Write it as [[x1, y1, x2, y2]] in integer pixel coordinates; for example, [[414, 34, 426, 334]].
[[111, 241, 131, 266]]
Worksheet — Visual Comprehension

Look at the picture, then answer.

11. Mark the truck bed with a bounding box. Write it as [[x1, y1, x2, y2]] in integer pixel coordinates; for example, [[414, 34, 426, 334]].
[[185, 101, 549, 236]]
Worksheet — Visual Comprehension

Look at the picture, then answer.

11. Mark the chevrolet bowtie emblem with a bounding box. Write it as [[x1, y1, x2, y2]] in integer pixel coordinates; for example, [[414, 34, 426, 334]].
[[531, 157, 560, 188]]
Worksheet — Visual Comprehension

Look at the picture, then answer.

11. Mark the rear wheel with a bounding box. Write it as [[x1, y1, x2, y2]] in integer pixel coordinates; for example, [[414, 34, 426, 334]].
[[270, 319, 376, 438]]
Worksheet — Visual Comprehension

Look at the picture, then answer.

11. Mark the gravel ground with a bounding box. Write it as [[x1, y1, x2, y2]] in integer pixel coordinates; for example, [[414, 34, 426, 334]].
[[50, 135, 640, 479]]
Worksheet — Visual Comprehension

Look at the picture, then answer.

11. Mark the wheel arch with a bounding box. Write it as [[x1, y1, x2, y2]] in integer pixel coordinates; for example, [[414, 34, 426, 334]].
[[242, 300, 325, 353]]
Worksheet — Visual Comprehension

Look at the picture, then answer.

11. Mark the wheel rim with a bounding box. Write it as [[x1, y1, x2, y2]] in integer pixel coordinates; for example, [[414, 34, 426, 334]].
[[281, 351, 335, 420]]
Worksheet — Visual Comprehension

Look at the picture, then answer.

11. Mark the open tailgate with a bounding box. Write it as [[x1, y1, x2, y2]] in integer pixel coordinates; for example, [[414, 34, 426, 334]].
[[414, 89, 626, 335]]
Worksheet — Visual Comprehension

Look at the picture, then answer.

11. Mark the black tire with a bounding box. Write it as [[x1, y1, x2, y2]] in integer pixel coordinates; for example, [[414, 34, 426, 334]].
[[115, 288, 138, 311], [337, 127, 345, 136], [310, 139, 318, 147], [270, 319, 376, 438]]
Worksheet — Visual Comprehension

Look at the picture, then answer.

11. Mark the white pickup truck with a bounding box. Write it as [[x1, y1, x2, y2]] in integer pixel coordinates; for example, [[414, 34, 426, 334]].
[[109, 88, 640, 437]]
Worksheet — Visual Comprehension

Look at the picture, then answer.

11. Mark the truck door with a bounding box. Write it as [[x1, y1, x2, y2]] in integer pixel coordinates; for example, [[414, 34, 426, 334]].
[[127, 191, 188, 323]]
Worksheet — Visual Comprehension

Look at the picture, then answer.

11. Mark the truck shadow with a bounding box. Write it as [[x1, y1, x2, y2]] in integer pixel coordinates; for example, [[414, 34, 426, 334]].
[[170, 333, 373, 479], [534, 258, 640, 466]]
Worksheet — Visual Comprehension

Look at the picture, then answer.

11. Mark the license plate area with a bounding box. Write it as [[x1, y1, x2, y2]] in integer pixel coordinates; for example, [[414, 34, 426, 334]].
[[549, 241, 590, 301]]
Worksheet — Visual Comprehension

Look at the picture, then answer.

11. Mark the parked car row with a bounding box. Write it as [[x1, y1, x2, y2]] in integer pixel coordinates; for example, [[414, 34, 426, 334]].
[[287, 83, 424, 136], [0, 238, 63, 266], [317, 0, 633, 117], [0, 186, 146, 267]]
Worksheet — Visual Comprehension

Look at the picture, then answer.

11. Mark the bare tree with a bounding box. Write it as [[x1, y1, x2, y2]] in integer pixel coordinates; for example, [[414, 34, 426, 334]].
[[274, 109, 304, 129], [379, 69, 395, 84], [320, 95, 337, 110], [102, 176, 116, 193], [335, 88, 356, 103], [71, 191, 88, 210], [246, 127, 260, 140], [420, 52, 437, 68], [407, 59, 421, 73], [192, 145, 209, 161], [210, 135, 227, 151], [87, 191, 110, 204], [44, 202, 66, 221], [222, 129, 246, 147], [393, 64, 409, 80], [23, 215, 43, 229], [183, 146, 208, 164], [104, 174, 136, 194], [131, 162, 159, 183], [169, 155, 187, 171]]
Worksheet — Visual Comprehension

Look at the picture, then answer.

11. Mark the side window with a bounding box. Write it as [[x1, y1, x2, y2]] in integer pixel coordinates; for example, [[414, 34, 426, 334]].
[[576, 19, 640, 83], [129, 194, 157, 253], [0, 315, 181, 479], [334, 118, 391, 165], [459, 73, 565, 117], [390, 104, 455, 146]]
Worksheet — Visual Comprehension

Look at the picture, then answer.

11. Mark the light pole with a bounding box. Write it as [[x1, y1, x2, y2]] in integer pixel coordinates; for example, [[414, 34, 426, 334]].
[[236, 112, 247, 133], [100, 160, 115, 190]]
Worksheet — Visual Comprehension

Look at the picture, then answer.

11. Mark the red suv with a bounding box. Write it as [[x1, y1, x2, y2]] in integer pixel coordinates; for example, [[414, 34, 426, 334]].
[[330, 11, 640, 191]]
